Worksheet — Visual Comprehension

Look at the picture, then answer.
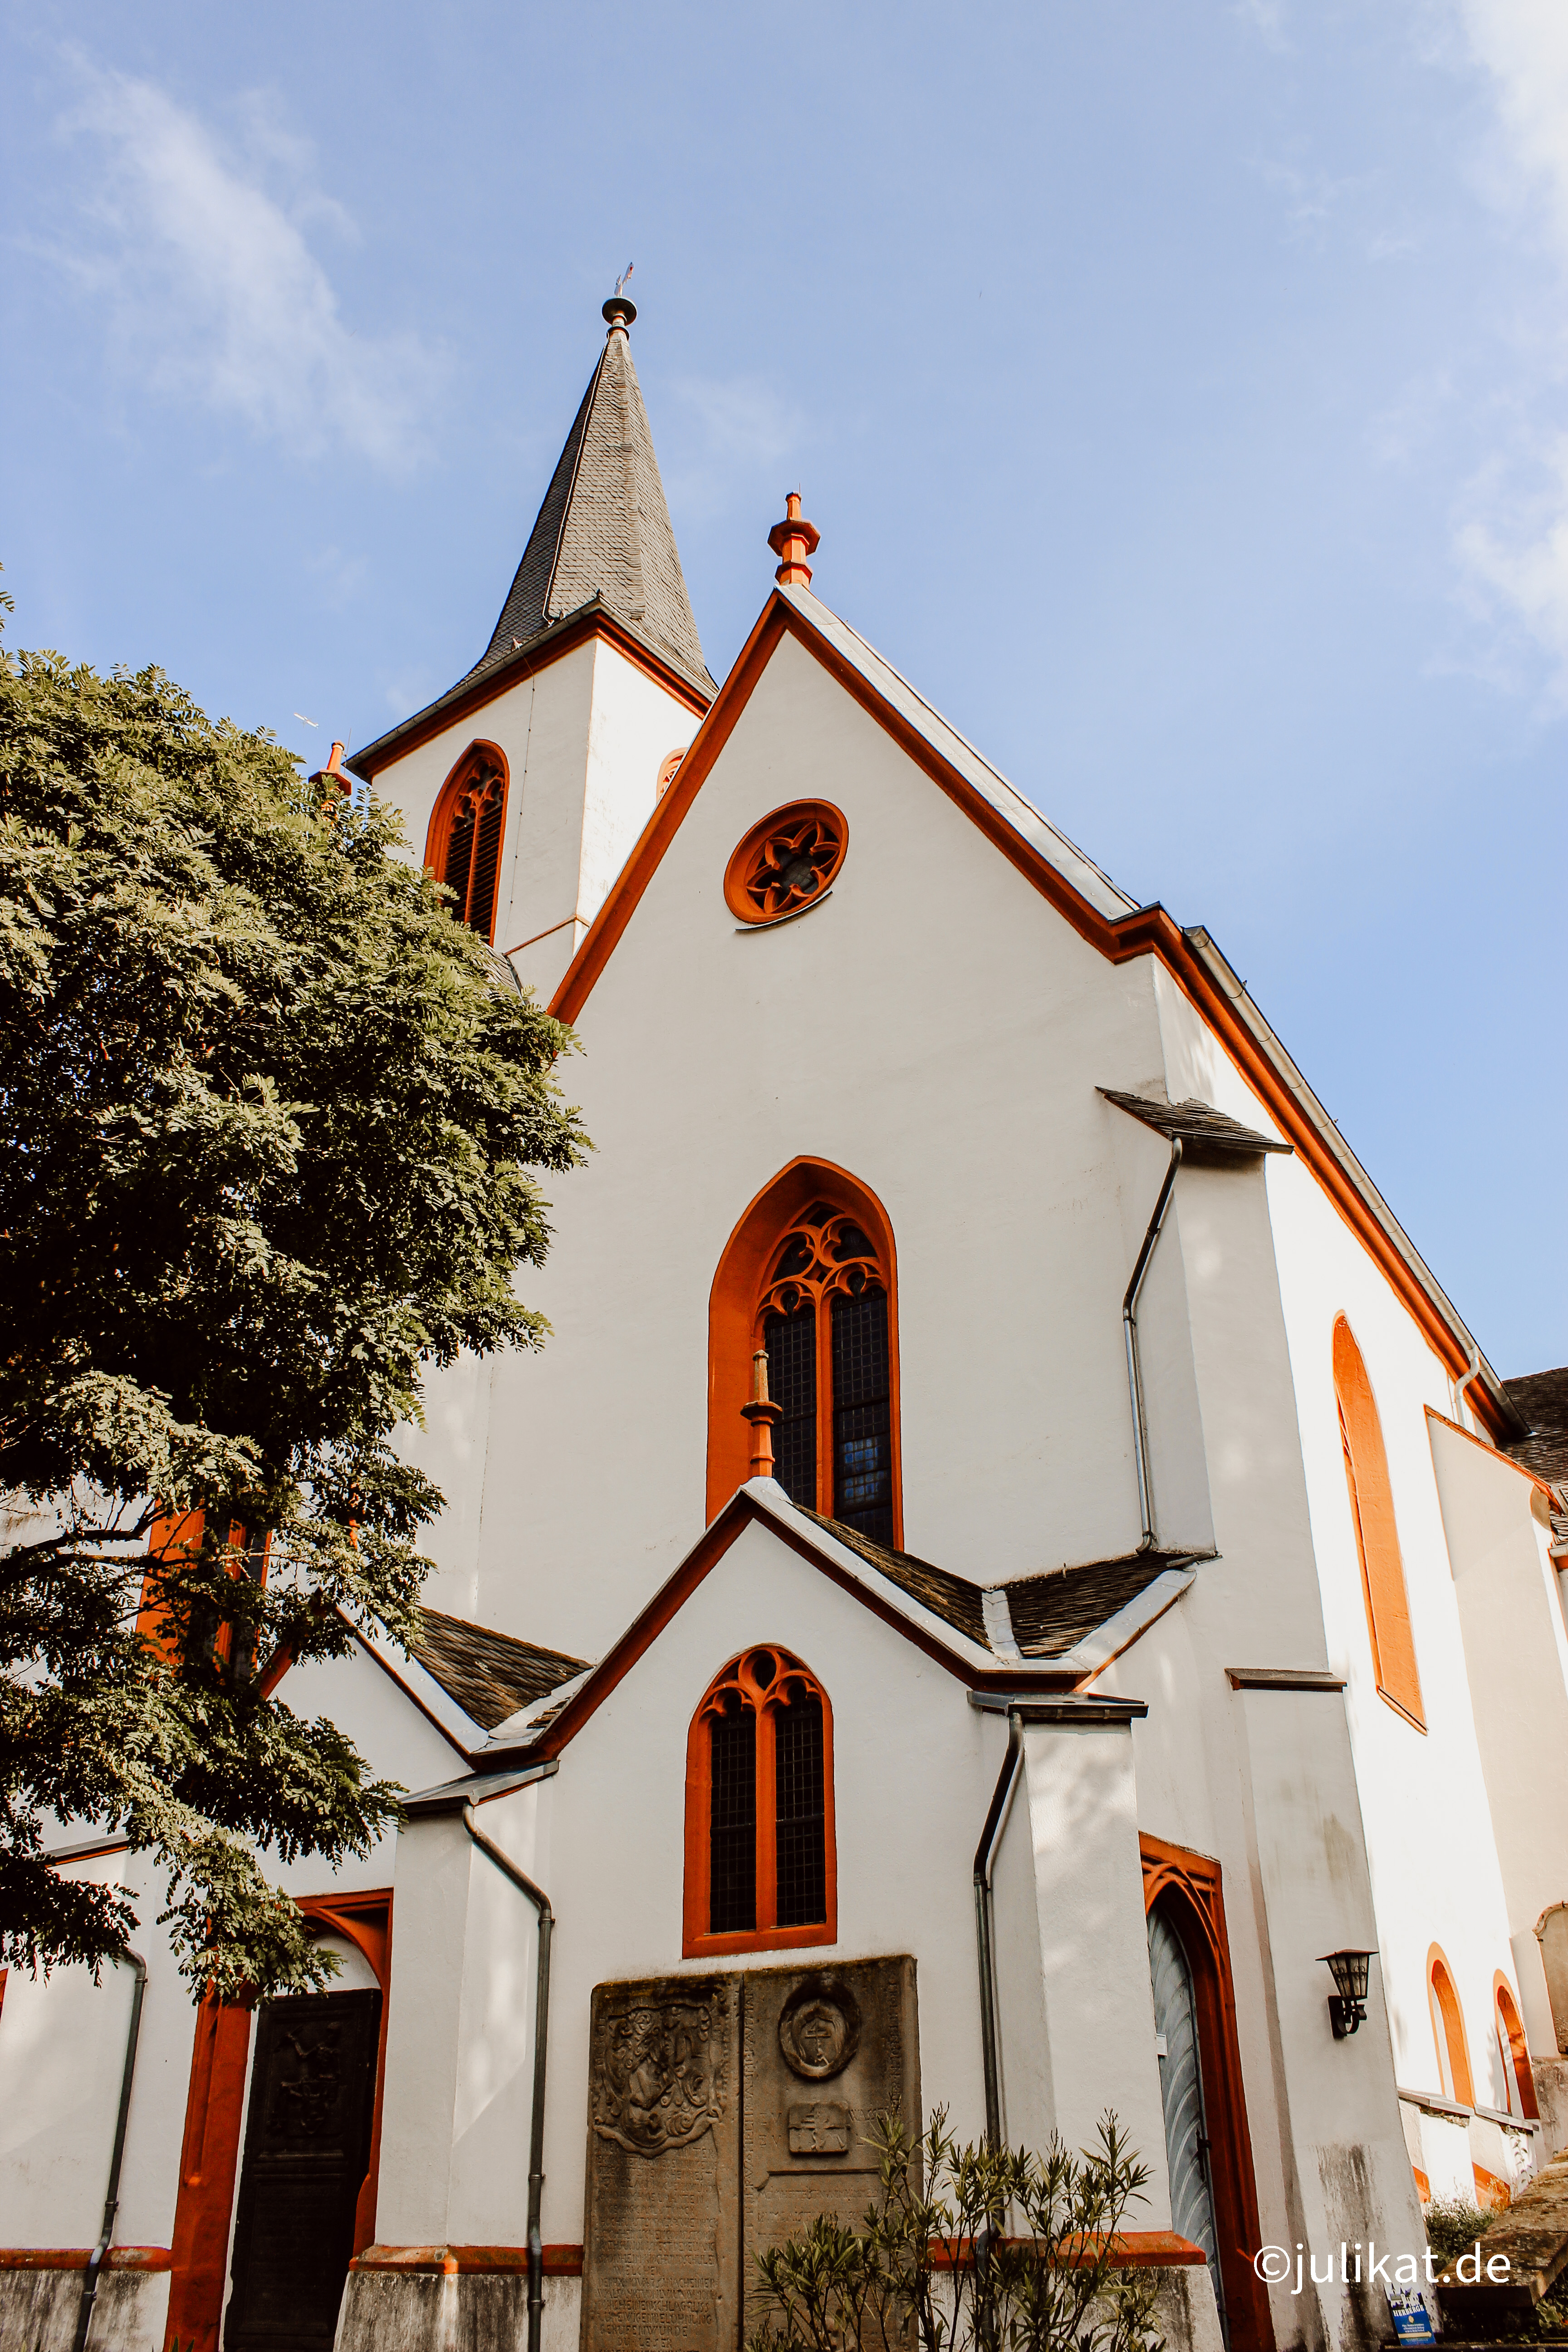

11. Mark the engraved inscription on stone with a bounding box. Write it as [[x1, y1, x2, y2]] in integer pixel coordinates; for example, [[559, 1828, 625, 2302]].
[[787, 2101, 850, 2155], [744, 1956, 920, 2343], [582, 1974, 741, 2352]]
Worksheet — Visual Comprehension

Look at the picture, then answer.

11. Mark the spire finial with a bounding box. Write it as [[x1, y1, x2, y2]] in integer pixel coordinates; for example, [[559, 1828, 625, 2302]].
[[768, 490, 820, 589], [603, 262, 636, 334], [740, 1347, 783, 1481]]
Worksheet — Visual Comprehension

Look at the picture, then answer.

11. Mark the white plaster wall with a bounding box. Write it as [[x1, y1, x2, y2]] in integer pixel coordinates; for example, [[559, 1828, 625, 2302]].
[[0, 1643, 453, 2257], [365, 637, 696, 1009], [1151, 957, 1526, 2127], [407, 629, 1183, 1658], [1429, 1418, 1568, 2058], [381, 1519, 1182, 2251], [0, 1855, 193, 2253], [1020, 1720, 1172, 2223]]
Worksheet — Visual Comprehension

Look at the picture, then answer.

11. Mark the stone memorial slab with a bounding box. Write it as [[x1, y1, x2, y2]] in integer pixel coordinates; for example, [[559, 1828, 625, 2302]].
[[582, 1972, 742, 2352], [741, 1957, 920, 2341]]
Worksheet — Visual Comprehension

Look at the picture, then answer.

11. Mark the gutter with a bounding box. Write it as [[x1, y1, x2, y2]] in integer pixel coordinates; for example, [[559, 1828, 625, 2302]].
[[1122, 1137, 1183, 1551], [973, 1711, 1024, 2150], [72, 1949, 147, 2352]]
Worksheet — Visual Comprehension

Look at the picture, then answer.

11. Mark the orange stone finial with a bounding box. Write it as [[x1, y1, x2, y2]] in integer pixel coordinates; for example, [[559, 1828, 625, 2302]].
[[310, 740, 351, 797], [768, 491, 820, 589], [740, 1347, 784, 1480]]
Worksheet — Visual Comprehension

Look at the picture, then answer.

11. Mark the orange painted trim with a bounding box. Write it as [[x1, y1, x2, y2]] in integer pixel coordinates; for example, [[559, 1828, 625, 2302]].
[[1428, 1944, 1476, 2108], [423, 740, 510, 946], [1413, 2167, 1431, 2204], [706, 1157, 903, 1542], [681, 1646, 838, 1959], [1336, 1318, 1426, 1733], [163, 1998, 255, 2352], [1141, 1835, 1274, 2352], [547, 590, 1511, 1441], [349, 2244, 583, 2275], [514, 1490, 1075, 1770], [722, 799, 848, 924], [350, 608, 710, 784], [927, 2232, 1206, 2271], [1494, 1975, 1540, 2121], [298, 1891, 393, 2254], [0, 2249, 172, 2271]]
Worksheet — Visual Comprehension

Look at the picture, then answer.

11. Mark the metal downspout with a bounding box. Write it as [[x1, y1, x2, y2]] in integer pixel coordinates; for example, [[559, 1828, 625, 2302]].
[[972, 1710, 1024, 2149], [1455, 1342, 1482, 1431], [1122, 1136, 1183, 1552], [72, 1947, 148, 2352], [462, 1803, 554, 2352]]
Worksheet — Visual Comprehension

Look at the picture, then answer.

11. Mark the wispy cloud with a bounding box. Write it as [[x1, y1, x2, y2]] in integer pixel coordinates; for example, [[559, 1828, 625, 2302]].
[[1446, 2, 1568, 689], [665, 374, 805, 516], [50, 60, 445, 471]]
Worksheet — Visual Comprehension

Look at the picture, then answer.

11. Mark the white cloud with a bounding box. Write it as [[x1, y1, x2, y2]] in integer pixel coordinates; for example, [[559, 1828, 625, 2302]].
[[54, 61, 444, 471], [1447, 3, 1568, 684]]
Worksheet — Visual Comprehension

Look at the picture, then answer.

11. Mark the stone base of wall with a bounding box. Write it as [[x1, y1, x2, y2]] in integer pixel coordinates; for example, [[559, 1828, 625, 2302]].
[[1533, 2058, 1568, 2160], [0, 2262, 170, 2352], [333, 2267, 580, 2352]]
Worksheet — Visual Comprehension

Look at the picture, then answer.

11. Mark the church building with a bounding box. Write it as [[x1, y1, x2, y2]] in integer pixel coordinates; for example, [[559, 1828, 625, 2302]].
[[4, 290, 1568, 2352]]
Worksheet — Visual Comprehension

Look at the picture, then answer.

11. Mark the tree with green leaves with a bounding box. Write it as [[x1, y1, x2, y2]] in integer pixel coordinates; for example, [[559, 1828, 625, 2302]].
[[0, 644, 588, 2000], [747, 2108, 1163, 2352]]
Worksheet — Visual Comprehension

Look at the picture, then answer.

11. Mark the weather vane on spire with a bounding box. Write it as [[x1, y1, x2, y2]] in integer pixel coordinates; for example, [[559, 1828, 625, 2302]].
[[603, 264, 637, 332]]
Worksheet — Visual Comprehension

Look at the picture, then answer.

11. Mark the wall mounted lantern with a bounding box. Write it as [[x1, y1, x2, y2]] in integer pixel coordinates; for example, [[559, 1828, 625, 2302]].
[[1320, 1950, 1376, 2038]]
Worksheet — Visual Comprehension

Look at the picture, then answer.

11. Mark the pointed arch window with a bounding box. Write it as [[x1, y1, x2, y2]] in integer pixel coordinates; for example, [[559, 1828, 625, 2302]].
[[683, 1646, 837, 1958], [1429, 1945, 1474, 2106], [1495, 1978, 1539, 2120], [425, 742, 510, 944], [1333, 1316, 1425, 1731], [708, 1161, 903, 1548]]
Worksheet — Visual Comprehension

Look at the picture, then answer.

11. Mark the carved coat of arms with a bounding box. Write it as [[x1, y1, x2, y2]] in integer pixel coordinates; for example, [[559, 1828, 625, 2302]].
[[591, 1994, 728, 2156]]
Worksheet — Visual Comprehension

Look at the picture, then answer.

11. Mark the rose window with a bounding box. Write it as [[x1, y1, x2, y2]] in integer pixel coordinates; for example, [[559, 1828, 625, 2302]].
[[724, 801, 848, 924]]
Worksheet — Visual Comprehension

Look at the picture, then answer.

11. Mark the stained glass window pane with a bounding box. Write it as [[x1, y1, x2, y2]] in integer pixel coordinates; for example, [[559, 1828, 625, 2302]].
[[774, 1693, 826, 1926], [766, 1304, 817, 1509], [831, 1287, 892, 1547], [709, 1705, 756, 1933]]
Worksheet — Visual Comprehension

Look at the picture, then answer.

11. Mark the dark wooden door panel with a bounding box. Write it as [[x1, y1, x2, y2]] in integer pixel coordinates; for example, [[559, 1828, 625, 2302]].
[[224, 1989, 382, 2352]]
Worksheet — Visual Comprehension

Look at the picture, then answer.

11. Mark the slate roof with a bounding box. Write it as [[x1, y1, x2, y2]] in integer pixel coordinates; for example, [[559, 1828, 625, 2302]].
[[410, 1607, 589, 1734], [1001, 1553, 1191, 1656], [1502, 1367, 1568, 1490], [478, 323, 714, 697], [799, 1508, 1191, 1660], [1098, 1089, 1292, 1159]]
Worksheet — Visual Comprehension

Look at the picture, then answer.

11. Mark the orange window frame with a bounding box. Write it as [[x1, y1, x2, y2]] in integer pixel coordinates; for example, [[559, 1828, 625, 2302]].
[[1428, 1945, 1475, 2106], [424, 739, 510, 945], [706, 1157, 903, 1539], [682, 1646, 838, 1960], [1333, 1316, 1425, 1731], [1495, 1975, 1539, 2120]]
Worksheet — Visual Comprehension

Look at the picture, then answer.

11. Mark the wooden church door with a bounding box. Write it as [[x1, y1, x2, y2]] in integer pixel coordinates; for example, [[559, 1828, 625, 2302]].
[[1148, 1904, 1229, 2343], [223, 1988, 382, 2352]]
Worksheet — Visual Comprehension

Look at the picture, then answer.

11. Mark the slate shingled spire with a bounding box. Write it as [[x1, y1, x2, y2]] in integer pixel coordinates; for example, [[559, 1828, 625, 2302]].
[[475, 298, 715, 698]]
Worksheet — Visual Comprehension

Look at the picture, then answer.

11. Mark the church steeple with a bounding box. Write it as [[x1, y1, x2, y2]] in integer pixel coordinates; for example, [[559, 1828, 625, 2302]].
[[473, 296, 715, 699]]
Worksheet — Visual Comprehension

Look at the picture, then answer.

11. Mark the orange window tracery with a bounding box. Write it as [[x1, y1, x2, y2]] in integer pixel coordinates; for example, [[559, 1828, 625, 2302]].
[[1429, 1946, 1475, 2106], [723, 800, 847, 924], [1333, 1316, 1425, 1731], [424, 741, 510, 944], [683, 1646, 837, 1959], [708, 1161, 903, 1544]]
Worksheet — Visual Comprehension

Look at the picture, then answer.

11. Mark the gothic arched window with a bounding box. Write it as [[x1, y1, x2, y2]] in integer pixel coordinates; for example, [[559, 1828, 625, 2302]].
[[1429, 1945, 1474, 2106], [683, 1646, 836, 1958], [707, 1162, 903, 1548], [425, 742, 510, 944], [1333, 1315, 1425, 1731]]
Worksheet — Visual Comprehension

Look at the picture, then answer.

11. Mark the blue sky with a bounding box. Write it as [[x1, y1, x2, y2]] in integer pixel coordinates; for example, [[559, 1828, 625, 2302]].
[[3, 0, 1563, 1377]]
